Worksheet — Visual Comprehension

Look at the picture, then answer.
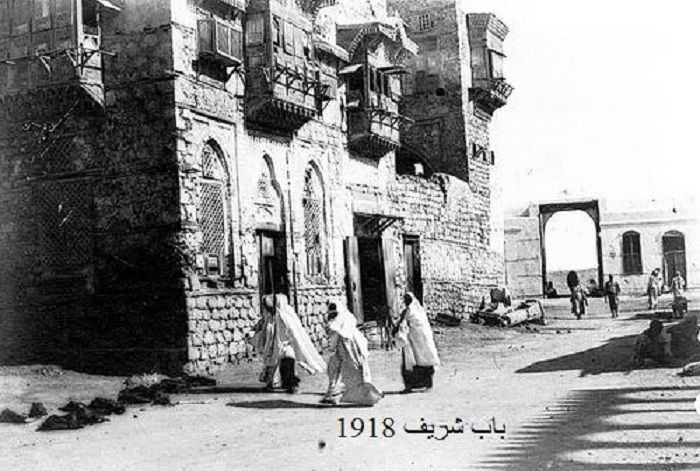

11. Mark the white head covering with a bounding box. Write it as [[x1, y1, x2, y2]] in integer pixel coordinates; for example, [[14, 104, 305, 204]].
[[328, 304, 369, 360], [399, 292, 441, 370]]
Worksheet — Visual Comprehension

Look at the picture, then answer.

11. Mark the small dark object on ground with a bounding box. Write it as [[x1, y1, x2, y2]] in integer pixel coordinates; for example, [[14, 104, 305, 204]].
[[118, 375, 214, 405], [58, 403, 107, 426], [38, 414, 83, 431], [89, 398, 126, 415], [434, 313, 462, 327], [157, 375, 216, 393], [0, 408, 28, 424], [152, 392, 171, 406], [118, 386, 155, 405], [59, 401, 86, 413], [28, 403, 48, 418]]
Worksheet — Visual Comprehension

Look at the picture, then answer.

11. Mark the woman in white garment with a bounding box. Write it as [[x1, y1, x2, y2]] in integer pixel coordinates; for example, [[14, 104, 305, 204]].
[[393, 293, 441, 393], [321, 303, 383, 406], [253, 294, 326, 393]]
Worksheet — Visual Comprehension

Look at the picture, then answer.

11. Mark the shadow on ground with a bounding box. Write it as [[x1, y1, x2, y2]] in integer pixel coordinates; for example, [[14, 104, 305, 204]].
[[228, 399, 371, 410], [479, 385, 700, 470]]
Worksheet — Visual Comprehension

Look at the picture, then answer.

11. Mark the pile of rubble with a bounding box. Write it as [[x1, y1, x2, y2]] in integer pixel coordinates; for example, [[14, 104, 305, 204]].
[[0, 375, 216, 432]]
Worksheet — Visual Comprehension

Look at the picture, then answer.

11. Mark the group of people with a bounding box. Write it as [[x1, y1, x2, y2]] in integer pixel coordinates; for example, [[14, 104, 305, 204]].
[[647, 268, 686, 311], [252, 292, 441, 406], [563, 269, 688, 320]]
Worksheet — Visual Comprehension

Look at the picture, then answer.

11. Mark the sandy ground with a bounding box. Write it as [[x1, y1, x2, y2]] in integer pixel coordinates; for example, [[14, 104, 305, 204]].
[[1, 293, 699, 471]]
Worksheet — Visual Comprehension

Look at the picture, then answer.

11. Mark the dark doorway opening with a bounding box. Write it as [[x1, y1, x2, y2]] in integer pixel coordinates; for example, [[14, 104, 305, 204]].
[[357, 237, 387, 323], [662, 231, 686, 286], [403, 236, 423, 303], [258, 230, 288, 297], [344, 213, 400, 324]]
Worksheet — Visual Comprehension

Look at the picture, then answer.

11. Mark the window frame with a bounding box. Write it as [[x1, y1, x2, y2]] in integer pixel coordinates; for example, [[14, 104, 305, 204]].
[[621, 231, 643, 275], [198, 142, 232, 280], [302, 165, 327, 280]]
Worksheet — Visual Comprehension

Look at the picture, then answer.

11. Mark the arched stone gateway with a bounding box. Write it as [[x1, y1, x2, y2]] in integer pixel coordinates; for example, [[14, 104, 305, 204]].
[[538, 200, 604, 297]]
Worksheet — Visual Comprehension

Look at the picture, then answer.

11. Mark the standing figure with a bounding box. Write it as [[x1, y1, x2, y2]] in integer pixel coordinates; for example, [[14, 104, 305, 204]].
[[671, 270, 688, 319], [322, 303, 383, 406], [671, 271, 686, 300], [570, 283, 588, 320], [566, 271, 579, 292], [393, 293, 441, 393], [647, 269, 662, 311], [604, 275, 621, 318], [253, 294, 326, 393]]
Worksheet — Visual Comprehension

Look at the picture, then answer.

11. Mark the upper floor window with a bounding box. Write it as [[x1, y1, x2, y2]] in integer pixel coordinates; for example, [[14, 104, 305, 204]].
[[622, 231, 642, 275], [199, 142, 230, 277], [417, 13, 434, 32], [489, 50, 505, 79], [303, 166, 325, 277]]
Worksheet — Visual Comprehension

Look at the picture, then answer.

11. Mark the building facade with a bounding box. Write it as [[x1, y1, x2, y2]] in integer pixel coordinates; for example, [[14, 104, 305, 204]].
[[0, 0, 511, 374], [505, 199, 699, 297]]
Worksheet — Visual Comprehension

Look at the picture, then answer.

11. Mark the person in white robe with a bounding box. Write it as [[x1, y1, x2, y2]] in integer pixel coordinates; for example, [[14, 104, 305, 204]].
[[393, 293, 441, 393], [253, 294, 326, 393], [322, 303, 383, 406]]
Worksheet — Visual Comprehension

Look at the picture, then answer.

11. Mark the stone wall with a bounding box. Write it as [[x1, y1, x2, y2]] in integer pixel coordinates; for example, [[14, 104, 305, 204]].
[[0, 0, 188, 373], [391, 174, 503, 319], [504, 216, 542, 297]]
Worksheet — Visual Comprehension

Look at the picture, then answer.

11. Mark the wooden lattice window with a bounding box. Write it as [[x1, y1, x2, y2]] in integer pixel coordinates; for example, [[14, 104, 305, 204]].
[[622, 231, 643, 275], [34, 180, 94, 269], [199, 143, 229, 277], [417, 13, 434, 32], [303, 166, 325, 277]]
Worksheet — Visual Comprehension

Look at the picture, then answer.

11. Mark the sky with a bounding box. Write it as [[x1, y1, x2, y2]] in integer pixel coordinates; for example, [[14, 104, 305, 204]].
[[464, 0, 700, 269]]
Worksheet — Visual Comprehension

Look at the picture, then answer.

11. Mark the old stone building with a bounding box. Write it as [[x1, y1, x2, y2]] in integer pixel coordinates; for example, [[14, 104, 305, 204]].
[[0, 0, 511, 374]]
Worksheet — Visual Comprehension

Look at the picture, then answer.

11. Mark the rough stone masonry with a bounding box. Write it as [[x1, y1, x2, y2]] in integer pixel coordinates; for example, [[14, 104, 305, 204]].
[[0, 0, 511, 374]]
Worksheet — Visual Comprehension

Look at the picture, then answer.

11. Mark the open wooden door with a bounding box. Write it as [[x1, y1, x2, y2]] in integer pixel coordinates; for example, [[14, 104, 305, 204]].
[[382, 238, 397, 319], [344, 236, 363, 321], [403, 236, 423, 303]]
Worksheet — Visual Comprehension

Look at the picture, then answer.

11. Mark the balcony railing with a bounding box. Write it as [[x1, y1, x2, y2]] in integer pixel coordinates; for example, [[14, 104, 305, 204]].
[[470, 78, 514, 114]]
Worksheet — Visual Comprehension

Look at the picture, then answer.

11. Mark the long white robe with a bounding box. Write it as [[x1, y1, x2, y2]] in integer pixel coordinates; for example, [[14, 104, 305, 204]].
[[325, 307, 382, 405], [395, 293, 441, 371], [253, 294, 326, 380]]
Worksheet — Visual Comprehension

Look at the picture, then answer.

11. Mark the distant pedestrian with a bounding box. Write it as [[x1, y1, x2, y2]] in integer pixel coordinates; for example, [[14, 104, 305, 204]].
[[566, 271, 579, 292], [604, 275, 621, 318], [647, 269, 662, 311], [671, 271, 686, 300], [570, 283, 588, 320], [393, 293, 441, 393]]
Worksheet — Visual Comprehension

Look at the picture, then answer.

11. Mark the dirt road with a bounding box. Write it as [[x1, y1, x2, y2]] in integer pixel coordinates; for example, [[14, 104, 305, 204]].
[[1, 294, 699, 470]]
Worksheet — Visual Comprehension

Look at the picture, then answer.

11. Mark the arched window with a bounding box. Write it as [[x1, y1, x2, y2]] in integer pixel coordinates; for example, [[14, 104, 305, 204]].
[[303, 166, 325, 277], [199, 142, 229, 276], [622, 231, 642, 275]]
